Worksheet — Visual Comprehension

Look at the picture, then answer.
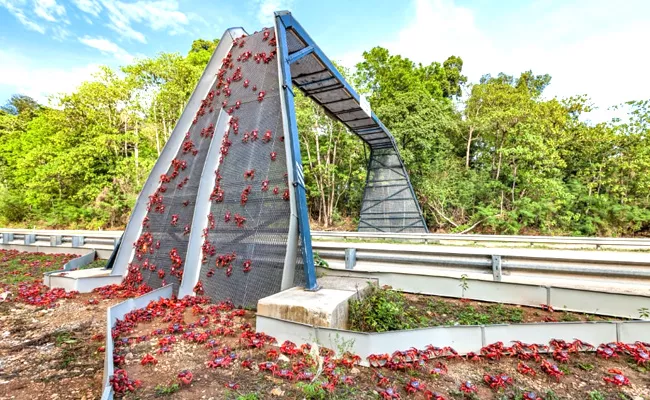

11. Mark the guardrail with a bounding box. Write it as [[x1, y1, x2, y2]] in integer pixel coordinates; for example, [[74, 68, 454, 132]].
[[2, 228, 650, 294], [312, 231, 650, 249], [313, 241, 650, 296], [3, 228, 650, 249]]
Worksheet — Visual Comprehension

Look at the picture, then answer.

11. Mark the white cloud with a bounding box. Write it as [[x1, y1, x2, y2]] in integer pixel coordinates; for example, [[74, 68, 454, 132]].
[[79, 35, 135, 63], [0, 48, 99, 106], [0, 0, 46, 33], [348, 0, 650, 123], [33, 0, 66, 23], [97, 0, 191, 43], [71, 0, 101, 17], [255, 0, 292, 26]]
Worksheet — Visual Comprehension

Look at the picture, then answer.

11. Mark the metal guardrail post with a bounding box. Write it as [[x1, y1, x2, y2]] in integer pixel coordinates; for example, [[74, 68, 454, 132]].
[[491, 255, 502, 281], [71, 236, 85, 247], [345, 248, 357, 270], [50, 235, 62, 246], [2, 233, 13, 244], [24, 234, 35, 245]]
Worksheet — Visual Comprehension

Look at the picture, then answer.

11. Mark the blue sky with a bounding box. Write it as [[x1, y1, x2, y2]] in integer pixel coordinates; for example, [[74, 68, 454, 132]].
[[1, 0, 649, 122]]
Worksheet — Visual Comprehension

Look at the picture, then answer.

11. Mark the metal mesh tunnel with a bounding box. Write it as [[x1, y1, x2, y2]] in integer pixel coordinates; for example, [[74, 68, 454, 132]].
[[106, 12, 426, 307]]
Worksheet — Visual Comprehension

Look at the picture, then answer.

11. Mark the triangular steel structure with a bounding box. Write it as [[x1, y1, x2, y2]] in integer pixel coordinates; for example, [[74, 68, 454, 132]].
[[107, 12, 427, 307]]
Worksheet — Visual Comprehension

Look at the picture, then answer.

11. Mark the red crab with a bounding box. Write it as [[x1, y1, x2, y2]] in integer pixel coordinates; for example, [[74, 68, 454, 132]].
[[140, 354, 158, 366], [242, 259, 252, 273], [178, 370, 193, 385], [258, 361, 276, 372], [517, 362, 536, 376], [424, 391, 446, 400], [596, 343, 620, 359], [262, 130, 272, 142], [273, 368, 294, 380], [258, 91, 266, 102], [283, 189, 290, 201], [234, 213, 246, 228], [429, 362, 448, 376], [522, 392, 542, 400], [632, 347, 650, 366], [193, 281, 204, 296], [459, 381, 477, 394], [483, 374, 513, 390], [270, 151, 277, 161], [224, 210, 231, 223], [339, 352, 362, 368], [244, 169, 255, 180], [368, 353, 390, 368], [207, 356, 232, 368], [170, 214, 179, 226], [378, 387, 401, 399], [552, 349, 570, 363], [266, 348, 279, 360], [405, 378, 425, 394], [157, 269, 165, 279], [603, 369, 630, 386], [541, 360, 563, 381]]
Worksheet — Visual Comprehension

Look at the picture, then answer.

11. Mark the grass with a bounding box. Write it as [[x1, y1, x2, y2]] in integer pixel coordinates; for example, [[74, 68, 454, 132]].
[[76, 259, 106, 270]]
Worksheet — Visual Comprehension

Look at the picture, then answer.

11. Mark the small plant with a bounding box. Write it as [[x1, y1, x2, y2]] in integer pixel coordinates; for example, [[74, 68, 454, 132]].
[[545, 390, 561, 400], [459, 274, 469, 298], [314, 251, 328, 268], [588, 390, 606, 400], [639, 307, 650, 319], [236, 394, 260, 400], [296, 382, 327, 400], [155, 383, 180, 396], [578, 363, 595, 371]]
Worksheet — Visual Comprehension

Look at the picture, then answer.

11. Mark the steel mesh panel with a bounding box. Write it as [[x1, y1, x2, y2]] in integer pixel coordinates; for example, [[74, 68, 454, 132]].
[[194, 30, 304, 308], [127, 88, 224, 292], [286, 28, 306, 53], [359, 148, 426, 233]]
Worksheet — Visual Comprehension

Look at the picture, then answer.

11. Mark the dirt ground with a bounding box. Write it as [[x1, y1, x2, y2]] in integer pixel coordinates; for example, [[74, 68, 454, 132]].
[[114, 298, 650, 400], [1, 250, 649, 400], [0, 294, 120, 400]]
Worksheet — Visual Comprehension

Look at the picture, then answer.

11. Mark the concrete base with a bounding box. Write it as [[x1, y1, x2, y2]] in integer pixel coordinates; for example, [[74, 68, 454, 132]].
[[44, 268, 123, 293], [257, 276, 374, 329]]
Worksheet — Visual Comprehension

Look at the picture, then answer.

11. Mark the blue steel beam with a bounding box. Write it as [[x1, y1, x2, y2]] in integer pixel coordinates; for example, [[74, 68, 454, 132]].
[[275, 12, 320, 291]]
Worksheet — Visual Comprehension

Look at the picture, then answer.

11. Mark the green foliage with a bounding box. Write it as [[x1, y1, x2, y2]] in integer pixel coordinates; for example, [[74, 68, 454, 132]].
[[235, 394, 259, 400], [0, 39, 648, 237], [154, 383, 180, 396], [588, 390, 606, 400], [296, 382, 327, 400], [349, 283, 421, 332]]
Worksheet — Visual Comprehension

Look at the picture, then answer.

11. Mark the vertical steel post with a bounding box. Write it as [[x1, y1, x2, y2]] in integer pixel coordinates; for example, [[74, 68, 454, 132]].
[[275, 13, 319, 291]]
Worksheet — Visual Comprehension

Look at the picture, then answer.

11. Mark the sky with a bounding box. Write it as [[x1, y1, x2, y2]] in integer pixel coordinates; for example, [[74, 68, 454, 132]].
[[0, 0, 648, 122]]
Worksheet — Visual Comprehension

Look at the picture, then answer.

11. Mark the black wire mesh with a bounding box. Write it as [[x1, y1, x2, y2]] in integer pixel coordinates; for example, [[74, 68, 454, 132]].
[[359, 148, 427, 233], [195, 30, 304, 308]]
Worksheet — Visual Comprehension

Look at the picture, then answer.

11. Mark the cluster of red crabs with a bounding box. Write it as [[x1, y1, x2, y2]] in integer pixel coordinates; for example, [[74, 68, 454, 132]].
[[107, 294, 649, 398], [127, 28, 291, 293], [0, 250, 96, 307]]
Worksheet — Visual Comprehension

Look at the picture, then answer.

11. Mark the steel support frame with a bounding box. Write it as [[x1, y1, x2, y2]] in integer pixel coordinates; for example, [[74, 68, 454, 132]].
[[275, 12, 319, 291]]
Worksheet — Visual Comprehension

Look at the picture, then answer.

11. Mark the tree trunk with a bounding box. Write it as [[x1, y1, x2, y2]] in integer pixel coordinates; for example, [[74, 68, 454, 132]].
[[465, 126, 474, 169], [135, 121, 140, 186]]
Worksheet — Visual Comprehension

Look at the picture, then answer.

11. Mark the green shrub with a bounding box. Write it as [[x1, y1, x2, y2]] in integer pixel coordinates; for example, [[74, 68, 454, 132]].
[[348, 283, 419, 332]]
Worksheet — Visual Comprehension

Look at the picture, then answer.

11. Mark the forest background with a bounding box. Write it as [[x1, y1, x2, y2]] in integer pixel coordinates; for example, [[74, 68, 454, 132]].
[[1, 39, 648, 236]]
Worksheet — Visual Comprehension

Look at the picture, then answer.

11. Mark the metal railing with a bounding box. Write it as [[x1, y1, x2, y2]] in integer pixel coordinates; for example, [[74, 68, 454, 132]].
[[2, 228, 650, 292]]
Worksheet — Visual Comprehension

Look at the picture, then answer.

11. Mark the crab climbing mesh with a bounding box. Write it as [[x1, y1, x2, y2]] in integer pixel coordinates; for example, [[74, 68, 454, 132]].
[[127, 81, 219, 293], [359, 148, 427, 233], [195, 29, 304, 307]]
